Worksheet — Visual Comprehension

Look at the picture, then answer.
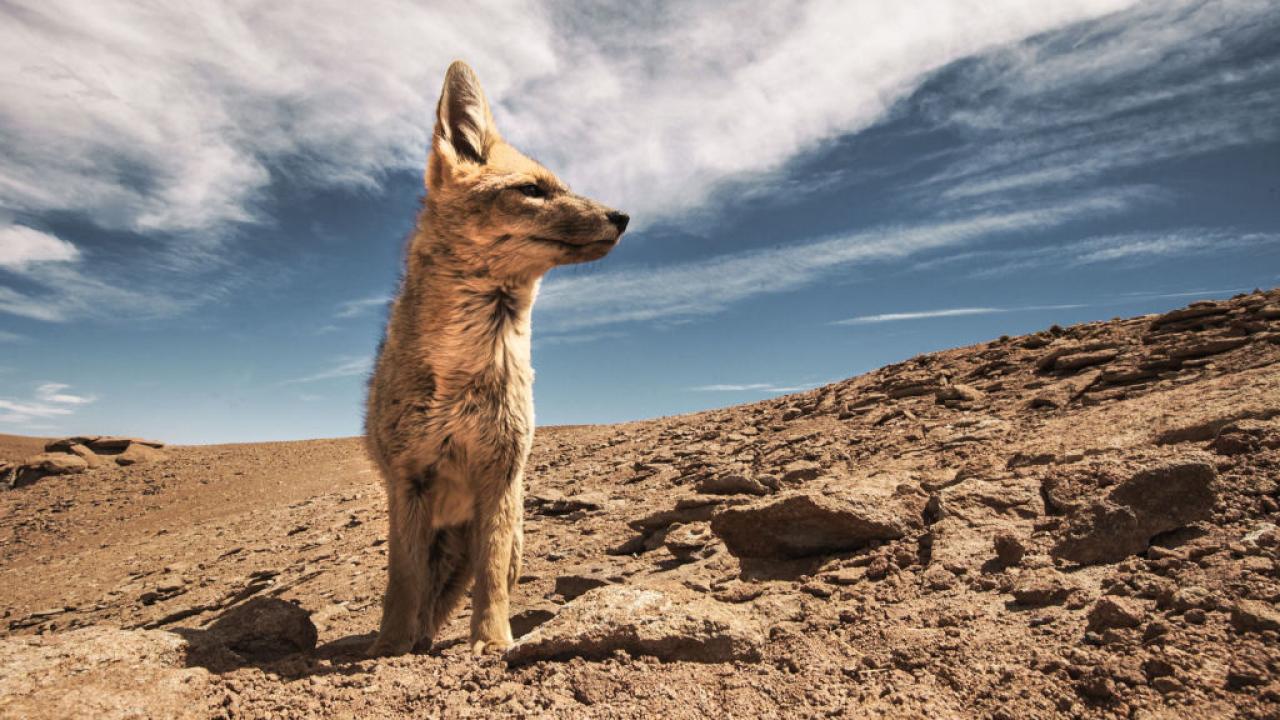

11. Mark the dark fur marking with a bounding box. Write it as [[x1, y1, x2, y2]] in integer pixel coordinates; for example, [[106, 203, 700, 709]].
[[410, 465, 437, 496]]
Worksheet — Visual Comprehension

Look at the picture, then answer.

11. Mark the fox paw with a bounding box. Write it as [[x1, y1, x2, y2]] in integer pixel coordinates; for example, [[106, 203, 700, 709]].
[[470, 638, 511, 657]]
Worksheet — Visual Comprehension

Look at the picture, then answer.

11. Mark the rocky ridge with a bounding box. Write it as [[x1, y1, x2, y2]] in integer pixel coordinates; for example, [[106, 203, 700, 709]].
[[1, 289, 1279, 718]]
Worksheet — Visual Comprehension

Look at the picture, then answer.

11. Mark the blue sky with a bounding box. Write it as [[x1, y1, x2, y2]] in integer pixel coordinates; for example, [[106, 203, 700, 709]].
[[1, 0, 1278, 443]]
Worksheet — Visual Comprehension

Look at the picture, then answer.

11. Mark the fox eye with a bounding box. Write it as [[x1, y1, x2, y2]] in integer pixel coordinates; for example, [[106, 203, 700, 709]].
[[516, 184, 545, 198]]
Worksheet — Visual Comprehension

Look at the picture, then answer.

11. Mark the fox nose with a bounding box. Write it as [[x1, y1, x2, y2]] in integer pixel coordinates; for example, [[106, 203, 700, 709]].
[[606, 211, 630, 233]]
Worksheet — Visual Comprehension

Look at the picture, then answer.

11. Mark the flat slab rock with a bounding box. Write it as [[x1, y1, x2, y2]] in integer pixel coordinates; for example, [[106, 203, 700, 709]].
[[1052, 458, 1217, 565], [506, 586, 764, 664], [710, 486, 925, 559], [0, 626, 212, 720]]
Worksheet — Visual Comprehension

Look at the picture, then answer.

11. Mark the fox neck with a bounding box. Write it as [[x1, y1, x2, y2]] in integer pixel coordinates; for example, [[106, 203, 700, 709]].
[[406, 227, 539, 385]]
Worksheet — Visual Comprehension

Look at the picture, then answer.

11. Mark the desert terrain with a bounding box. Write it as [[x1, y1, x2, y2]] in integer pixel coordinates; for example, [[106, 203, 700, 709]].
[[2, 289, 1279, 719]]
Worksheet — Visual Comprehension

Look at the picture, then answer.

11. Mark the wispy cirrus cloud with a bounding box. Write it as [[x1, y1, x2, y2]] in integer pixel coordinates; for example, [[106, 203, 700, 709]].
[[913, 0, 1280, 209], [0, 329, 26, 343], [0, 382, 96, 425], [333, 294, 391, 319], [538, 190, 1149, 332], [921, 229, 1280, 280], [281, 356, 373, 385], [0, 0, 1138, 323], [832, 304, 1086, 326], [690, 382, 818, 393]]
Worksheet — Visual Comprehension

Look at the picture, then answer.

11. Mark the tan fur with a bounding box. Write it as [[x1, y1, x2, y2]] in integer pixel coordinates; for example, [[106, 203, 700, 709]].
[[365, 61, 628, 657]]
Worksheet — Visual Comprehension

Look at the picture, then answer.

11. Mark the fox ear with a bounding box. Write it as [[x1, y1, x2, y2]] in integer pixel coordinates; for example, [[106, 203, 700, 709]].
[[432, 61, 499, 174]]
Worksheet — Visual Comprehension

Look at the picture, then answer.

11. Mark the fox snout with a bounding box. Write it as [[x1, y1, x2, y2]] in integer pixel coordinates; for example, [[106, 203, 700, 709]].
[[607, 211, 629, 233]]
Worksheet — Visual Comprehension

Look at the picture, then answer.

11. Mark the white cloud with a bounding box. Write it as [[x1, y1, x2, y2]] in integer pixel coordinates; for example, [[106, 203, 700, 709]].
[[939, 229, 1280, 279], [0, 0, 1133, 238], [690, 382, 816, 393], [334, 295, 391, 319], [0, 225, 79, 268], [3, 0, 1265, 328], [832, 304, 1086, 325], [833, 307, 998, 325], [0, 382, 95, 425], [914, 0, 1280, 206], [0, 329, 26, 343], [34, 382, 95, 405], [282, 356, 373, 385], [537, 190, 1146, 332]]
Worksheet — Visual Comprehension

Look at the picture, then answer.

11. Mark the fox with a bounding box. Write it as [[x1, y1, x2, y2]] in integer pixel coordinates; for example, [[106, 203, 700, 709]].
[[364, 61, 629, 657]]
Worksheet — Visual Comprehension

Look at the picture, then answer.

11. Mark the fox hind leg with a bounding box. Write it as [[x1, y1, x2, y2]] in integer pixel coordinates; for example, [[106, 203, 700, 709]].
[[368, 486, 431, 657], [412, 523, 473, 653]]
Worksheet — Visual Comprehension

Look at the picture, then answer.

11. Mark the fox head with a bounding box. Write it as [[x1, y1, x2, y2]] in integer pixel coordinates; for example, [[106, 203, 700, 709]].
[[421, 61, 628, 280]]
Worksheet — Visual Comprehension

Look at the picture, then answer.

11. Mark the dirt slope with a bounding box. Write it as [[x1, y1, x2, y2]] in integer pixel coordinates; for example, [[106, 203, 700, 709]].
[[2, 290, 1280, 719]]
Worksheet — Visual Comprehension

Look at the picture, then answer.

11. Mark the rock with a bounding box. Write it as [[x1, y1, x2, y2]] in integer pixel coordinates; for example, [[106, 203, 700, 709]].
[[1052, 460, 1216, 565], [779, 460, 823, 484], [1211, 419, 1280, 456], [1168, 336, 1249, 360], [10, 453, 89, 488], [1230, 600, 1280, 635], [43, 436, 101, 452], [202, 597, 317, 660], [0, 627, 212, 719], [846, 393, 887, 410], [1087, 596, 1146, 631], [695, 473, 769, 496], [1053, 350, 1119, 373], [114, 444, 167, 466], [87, 437, 164, 454], [511, 603, 559, 639], [1150, 302, 1229, 328], [65, 443, 104, 469], [554, 566, 618, 601], [936, 383, 983, 403], [885, 377, 940, 399], [710, 486, 924, 559], [23, 452, 88, 475], [663, 521, 717, 561], [1165, 585, 1216, 612], [1010, 569, 1076, 606], [506, 586, 763, 664], [1226, 653, 1270, 689], [922, 565, 956, 591], [527, 490, 607, 516], [993, 532, 1026, 566]]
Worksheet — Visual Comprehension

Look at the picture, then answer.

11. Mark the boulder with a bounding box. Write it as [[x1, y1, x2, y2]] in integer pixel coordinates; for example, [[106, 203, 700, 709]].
[[695, 473, 770, 496], [936, 383, 984, 404], [1087, 596, 1147, 631], [202, 597, 317, 660], [87, 437, 165, 454], [553, 565, 619, 601], [526, 490, 606, 516], [1052, 460, 1216, 565], [44, 436, 101, 452], [115, 444, 167, 466], [24, 452, 88, 475], [0, 627, 212, 719], [1010, 569, 1077, 606], [10, 453, 88, 489], [663, 521, 717, 561], [993, 532, 1026, 566], [1230, 600, 1280, 635], [65, 443, 104, 469], [710, 486, 924, 559], [506, 586, 763, 664]]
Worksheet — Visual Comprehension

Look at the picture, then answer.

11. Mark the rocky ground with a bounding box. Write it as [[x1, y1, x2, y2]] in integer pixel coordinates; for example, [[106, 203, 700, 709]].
[[2, 289, 1280, 719]]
